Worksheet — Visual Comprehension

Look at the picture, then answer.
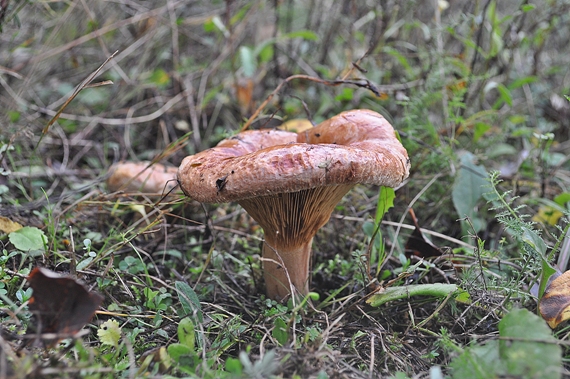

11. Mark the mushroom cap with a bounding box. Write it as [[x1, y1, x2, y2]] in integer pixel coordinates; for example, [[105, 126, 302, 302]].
[[177, 109, 410, 203], [107, 161, 178, 193]]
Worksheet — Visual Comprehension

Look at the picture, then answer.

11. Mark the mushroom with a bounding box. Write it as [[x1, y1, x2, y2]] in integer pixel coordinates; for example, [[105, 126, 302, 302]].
[[107, 161, 178, 194], [177, 109, 410, 300]]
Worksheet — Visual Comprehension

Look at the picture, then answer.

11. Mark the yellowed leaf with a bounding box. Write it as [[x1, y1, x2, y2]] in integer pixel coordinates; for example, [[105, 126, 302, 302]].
[[539, 270, 570, 328], [0, 216, 24, 234], [532, 205, 563, 226], [279, 119, 313, 133]]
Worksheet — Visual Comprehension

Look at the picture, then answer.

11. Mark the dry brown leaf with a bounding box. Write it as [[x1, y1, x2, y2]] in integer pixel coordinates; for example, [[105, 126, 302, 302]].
[[0, 216, 23, 234], [26, 267, 104, 346], [539, 270, 570, 328], [279, 119, 314, 133]]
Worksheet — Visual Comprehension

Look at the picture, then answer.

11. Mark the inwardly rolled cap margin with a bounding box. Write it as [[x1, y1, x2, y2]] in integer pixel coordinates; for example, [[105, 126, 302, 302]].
[[177, 109, 410, 301], [177, 109, 410, 202]]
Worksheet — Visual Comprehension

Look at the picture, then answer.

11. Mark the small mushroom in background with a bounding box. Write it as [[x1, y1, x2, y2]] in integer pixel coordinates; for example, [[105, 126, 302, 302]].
[[178, 109, 410, 301], [107, 161, 178, 194]]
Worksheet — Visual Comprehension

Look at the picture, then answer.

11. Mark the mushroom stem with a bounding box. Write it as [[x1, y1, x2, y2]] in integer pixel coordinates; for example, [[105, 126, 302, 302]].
[[239, 184, 354, 300], [261, 237, 312, 300]]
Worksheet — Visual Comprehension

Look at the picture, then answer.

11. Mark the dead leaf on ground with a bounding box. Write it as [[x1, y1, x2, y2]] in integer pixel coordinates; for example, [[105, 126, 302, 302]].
[[539, 270, 570, 328], [0, 216, 23, 234], [26, 267, 104, 346], [405, 208, 444, 259], [279, 119, 314, 133]]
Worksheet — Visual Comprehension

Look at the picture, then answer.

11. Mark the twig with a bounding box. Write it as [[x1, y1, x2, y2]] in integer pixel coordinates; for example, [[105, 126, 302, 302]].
[[240, 74, 422, 132]]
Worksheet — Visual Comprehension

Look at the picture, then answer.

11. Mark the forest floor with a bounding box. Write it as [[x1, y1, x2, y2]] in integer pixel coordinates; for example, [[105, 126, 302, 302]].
[[2, 1, 570, 378]]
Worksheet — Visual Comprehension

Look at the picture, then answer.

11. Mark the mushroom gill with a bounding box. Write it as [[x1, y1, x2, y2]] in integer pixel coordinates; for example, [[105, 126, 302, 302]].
[[239, 184, 354, 300]]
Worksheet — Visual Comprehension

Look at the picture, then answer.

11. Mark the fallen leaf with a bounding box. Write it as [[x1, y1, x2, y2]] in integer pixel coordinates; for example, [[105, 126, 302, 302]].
[[0, 216, 23, 234], [26, 267, 103, 346], [98, 319, 121, 347], [532, 205, 563, 226], [405, 208, 444, 258], [539, 270, 570, 328], [279, 119, 314, 133]]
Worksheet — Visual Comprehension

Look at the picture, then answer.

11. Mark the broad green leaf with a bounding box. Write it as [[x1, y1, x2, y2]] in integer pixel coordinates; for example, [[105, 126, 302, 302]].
[[493, 84, 512, 108], [509, 114, 527, 124], [521, 226, 547, 256], [175, 281, 203, 323], [499, 309, 561, 379], [375, 186, 395, 225], [450, 340, 502, 379], [226, 357, 243, 374], [272, 317, 288, 346], [76, 256, 94, 271], [555, 192, 570, 206], [98, 319, 121, 348], [538, 258, 558, 299], [177, 317, 195, 350], [9, 226, 46, 251], [451, 309, 562, 379], [533, 196, 570, 226], [452, 152, 488, 232], [167, 343, 193, 362]]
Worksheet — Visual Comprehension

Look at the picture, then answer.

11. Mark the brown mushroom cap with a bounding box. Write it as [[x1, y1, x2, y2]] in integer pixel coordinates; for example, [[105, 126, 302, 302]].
[[107, 161, 178, 194], [177, 109, 410, 300], [178, 109, 409, 202]]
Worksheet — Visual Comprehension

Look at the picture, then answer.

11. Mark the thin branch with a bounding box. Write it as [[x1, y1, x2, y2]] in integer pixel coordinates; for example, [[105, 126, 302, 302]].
[[240, 74, 423, 132]]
